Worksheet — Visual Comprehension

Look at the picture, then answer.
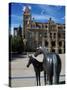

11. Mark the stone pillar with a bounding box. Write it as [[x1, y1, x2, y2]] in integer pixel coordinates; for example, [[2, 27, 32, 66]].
[[36, 32, 38, 48], [62, 40, 64, 53], [47, 31, 51, 52], [42, 37, 45, 47], [55, 32, 58, 53]]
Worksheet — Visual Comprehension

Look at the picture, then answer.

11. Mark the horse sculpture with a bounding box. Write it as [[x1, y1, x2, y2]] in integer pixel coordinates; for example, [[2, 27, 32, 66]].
[[26, 55, 47, 86], [34, 47, 61, 85]]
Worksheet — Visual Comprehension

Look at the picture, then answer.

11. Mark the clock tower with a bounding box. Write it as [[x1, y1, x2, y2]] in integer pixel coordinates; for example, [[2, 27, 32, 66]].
[[23, 6, 31, 39]]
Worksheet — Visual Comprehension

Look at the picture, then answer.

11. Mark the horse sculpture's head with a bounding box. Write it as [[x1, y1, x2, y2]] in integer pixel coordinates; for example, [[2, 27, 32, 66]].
[[27, 56, 33, 68], [34, 46, 48, 57], [34, 47, 42, 57]]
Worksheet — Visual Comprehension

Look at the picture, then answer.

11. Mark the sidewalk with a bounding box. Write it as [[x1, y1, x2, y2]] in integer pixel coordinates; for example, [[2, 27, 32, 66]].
[[10, 54, 65, 87]]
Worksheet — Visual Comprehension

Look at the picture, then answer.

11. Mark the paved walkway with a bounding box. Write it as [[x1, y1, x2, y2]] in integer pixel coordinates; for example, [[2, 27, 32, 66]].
[[10, 54, 65, 87]]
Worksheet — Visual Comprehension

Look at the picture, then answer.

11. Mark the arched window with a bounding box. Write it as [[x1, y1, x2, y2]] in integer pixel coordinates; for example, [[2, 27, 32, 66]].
[[45, 41, 48, 47], [59, 41, 62, 47], [58, 49, 62, 54], [51, 41, 56, 47], [51, 49, 55, 52]]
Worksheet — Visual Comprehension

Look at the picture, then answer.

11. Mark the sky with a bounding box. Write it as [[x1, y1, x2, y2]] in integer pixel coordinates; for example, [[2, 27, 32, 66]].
[[9, 3, 65, 34]]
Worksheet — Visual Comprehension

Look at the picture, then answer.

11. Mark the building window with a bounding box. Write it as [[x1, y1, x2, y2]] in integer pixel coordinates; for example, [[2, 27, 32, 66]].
[[54, 33, 56, 38], [64, 48, 65, 53], [44, 33, 47, 38], [45, 41, 48, 47], [58, 33, 61, 38], [64, 26, 65, 29], [51, 41, 56, 47], [64, 41, 65, 49], [58, 26, 62, 30], [30, 34, 32, 38], [58, 49, 62, 54], [25, 16, 29, 20], [40, 34, 42, 37], [59, 41, 62, 47], [45, 25, 47, 28], [51, 49, 55, 52], [50, 33, 52, 38], [38, 41, 42, 46]]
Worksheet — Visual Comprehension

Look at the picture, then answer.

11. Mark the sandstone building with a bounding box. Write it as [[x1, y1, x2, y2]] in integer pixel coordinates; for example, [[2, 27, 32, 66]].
[[22, 6, 65, 54]]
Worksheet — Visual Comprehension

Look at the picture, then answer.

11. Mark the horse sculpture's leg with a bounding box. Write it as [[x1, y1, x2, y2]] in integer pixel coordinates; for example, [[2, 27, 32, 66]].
[[53, 54, 61, 84], [54, 73, 60, 84], [53, 65, 60, 84], [49, 76, 53, 85], [36, 72, 38, 86], [56, 75, 59, 84], [39, 72, 41, 86], [44, 71, 46, 85], [54, 63, 61, 84]]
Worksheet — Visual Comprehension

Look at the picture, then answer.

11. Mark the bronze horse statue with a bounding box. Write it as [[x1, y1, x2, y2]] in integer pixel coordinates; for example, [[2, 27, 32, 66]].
[[34, 47, 61, 85], [27, 55, 47, 86]]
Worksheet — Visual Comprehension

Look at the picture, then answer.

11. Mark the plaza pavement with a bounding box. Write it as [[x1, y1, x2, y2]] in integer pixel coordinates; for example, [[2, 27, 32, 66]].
[[10, 53, 65, 87]]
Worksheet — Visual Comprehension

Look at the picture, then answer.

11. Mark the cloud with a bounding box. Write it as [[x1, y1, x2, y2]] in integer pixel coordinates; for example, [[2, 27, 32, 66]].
[[10, 27, 14, 35], [10, 14, 22, 20], [32, 14, 56, 21], [41, 10, 45, 15], [28, 5, 31, 10], [10, 14, 23, 26], [32, 13, 64, 24], [10, 14, 23, 34], [37, 5, 54, 14], [32, 14, 45, 20], [37, 4, 64, 19], [38, 4, 62, 12], [55, 5, 62, 10], [23, 6, 26, 11], [10, 23, 22, 35], [23, 5, 31, 11], [35, 4, 64, 24], [61, 16, 65, 20]]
